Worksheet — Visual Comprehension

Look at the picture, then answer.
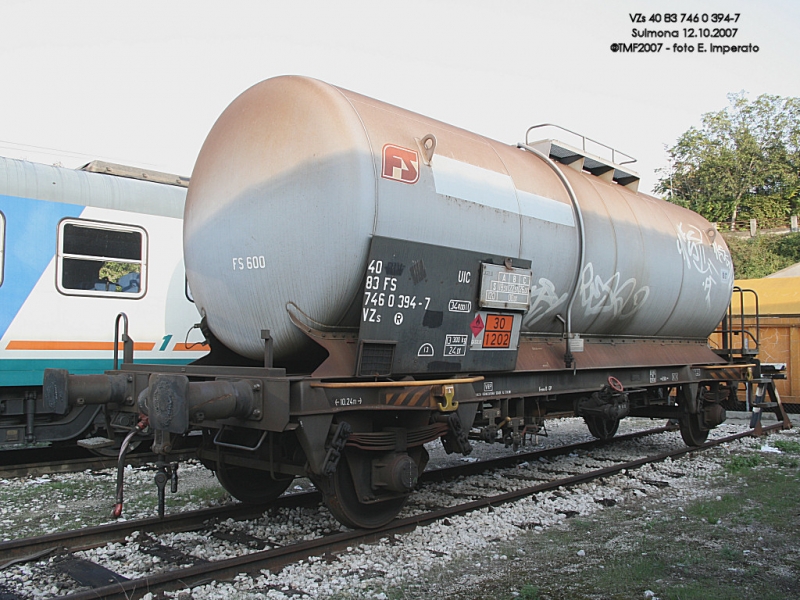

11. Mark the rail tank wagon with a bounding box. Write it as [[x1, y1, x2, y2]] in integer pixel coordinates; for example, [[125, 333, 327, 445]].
[[46, 76, 775, 529], [185, 76, 732, 364]]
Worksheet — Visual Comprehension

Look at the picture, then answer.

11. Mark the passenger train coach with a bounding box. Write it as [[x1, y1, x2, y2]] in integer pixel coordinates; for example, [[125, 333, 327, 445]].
[[0, 157, 206, 450]]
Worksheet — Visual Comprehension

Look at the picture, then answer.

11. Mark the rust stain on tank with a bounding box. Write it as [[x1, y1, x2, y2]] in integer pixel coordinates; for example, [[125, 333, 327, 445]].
[[516, 337, 724, 372]]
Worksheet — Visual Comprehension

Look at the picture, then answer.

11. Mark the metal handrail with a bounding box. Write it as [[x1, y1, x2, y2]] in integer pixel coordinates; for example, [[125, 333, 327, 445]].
[[717, 287, 760, 359], [525, 124, 637, 166], [518, 142, 585, 369], [113, 312, 134, 369]]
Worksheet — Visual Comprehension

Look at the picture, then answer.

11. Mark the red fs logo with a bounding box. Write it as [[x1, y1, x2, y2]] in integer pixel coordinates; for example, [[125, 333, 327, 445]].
[[382, 144, 419, 184]]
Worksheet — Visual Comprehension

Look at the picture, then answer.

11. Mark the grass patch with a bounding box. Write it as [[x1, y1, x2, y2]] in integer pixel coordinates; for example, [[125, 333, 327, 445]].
[[774, 439, 800, 454], [661, 581, 786, 600], [427, 437, 800, 600], [594, 550, 667, 589], [519, 585, 540, 600], [0, 462, 228, 540], [686, 493, 738, 524], [724, 454, 763, 473], [176, 483, 229, 504], [567, 518, 593, 532]]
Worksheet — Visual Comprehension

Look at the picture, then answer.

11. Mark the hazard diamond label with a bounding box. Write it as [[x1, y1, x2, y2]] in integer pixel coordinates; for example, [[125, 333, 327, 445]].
[[470, 314, 485, 337]]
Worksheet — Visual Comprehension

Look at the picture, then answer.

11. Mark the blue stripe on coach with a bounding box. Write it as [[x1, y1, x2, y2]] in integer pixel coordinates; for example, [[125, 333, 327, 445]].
[[0, 195, 84, 340]]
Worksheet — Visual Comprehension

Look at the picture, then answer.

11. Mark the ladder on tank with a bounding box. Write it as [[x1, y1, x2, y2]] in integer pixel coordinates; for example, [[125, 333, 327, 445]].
[[716, 286, 761, 362]]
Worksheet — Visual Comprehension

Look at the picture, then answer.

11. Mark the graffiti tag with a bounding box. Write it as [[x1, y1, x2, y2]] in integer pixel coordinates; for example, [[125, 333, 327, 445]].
[[523, 278, 568, 327], [579, 263, 650, 319], [676, 223, 732, 305]]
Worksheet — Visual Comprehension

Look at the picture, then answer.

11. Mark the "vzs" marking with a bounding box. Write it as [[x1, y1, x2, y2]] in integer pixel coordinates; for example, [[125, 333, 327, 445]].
[[382, 144, 419, 184]]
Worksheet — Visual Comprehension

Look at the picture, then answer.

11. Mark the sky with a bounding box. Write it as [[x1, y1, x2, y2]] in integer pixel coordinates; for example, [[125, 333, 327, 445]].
[[1, 0, 798, 196]]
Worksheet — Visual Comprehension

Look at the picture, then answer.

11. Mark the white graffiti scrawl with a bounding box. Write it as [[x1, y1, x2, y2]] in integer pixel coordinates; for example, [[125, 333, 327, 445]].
[[676, 223, 732, 306], [579, 263, 650, 319], [523, 278, 568, 328]]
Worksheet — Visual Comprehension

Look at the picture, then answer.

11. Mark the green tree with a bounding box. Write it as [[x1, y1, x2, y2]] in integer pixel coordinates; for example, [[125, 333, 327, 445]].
[[724, 232, 800, 278], [657, 92, 800, 229], [99, 261, 140, 287]]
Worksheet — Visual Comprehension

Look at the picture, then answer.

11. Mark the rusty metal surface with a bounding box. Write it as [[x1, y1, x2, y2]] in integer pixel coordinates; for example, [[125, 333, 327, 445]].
[[516, 337, 725, 372], [80, 160, 189, 188], [309, 336, 358, 378]]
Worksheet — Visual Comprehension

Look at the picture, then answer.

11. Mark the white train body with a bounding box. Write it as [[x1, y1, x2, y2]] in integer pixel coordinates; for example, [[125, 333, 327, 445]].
[[0, 157, 205, 446]]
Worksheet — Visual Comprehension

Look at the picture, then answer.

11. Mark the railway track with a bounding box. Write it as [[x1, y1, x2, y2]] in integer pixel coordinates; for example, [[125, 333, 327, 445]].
[[0, 421, 787, 599], [0, 438, 202, 479], [0, 449, 201, 480], [0, 426, 668, 560]]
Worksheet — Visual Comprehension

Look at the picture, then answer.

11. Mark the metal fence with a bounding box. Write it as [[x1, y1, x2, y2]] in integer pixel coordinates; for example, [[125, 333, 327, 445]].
[[714, 215, 799, 235]]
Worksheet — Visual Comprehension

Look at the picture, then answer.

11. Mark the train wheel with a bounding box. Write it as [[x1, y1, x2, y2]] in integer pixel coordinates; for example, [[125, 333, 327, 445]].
[[215, 463, 294, 504], [318, 455, 407, 529], [678, 383, 710, 446], [584, 416, 620, 440], [679, 413, 709, 446]]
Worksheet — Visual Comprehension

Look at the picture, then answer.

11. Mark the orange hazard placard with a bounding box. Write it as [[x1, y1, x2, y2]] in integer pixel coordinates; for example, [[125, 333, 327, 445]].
[[482, 314, 513, 349]]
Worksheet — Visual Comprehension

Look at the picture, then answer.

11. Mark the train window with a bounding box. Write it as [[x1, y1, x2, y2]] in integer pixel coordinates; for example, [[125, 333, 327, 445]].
[[57, 219, 147, 298], [0, 211, 5, 287]]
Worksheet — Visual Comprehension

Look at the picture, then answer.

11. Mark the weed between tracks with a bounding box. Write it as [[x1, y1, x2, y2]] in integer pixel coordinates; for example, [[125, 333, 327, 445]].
[[369, 430, 800, 600], [0, 460, 231, 540]]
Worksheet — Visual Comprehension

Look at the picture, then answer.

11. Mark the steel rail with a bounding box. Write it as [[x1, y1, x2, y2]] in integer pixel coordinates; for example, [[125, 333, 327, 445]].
[[51, 422, 785, 600], [0, 426, 669, 563], [0, 448, 200, 479]]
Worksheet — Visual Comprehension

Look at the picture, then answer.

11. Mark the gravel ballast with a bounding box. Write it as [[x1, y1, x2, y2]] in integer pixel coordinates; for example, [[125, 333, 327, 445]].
[[0, 414, 795, 599]]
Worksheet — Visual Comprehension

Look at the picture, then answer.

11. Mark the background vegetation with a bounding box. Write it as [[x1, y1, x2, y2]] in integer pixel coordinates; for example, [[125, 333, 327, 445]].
[[657, 92, 799, 229], [656, 92, 800, 278], [725, 231, 800, 278]]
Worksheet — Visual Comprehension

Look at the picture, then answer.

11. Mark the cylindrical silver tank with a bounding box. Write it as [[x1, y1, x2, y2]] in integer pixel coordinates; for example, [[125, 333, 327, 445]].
[[184, 75, 733, 362]]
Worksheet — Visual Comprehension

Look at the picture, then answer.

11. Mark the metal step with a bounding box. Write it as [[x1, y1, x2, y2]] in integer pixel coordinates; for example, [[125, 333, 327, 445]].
[[526, 124, 640, 192], [77, 436, 115, 450]]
